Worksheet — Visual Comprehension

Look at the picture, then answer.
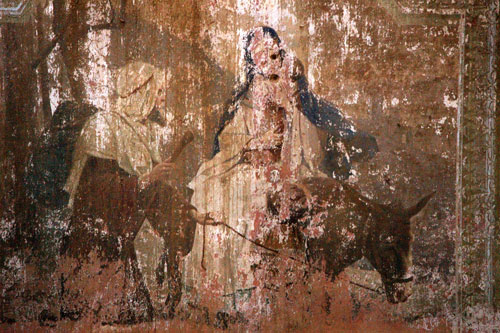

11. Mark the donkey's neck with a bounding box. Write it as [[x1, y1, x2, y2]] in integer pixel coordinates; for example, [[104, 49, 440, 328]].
[[340, 182, 382, 259]]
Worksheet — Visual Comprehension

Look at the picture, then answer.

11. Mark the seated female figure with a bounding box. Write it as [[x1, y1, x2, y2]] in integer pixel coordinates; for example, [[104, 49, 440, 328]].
[[182, 27, 325, 311]]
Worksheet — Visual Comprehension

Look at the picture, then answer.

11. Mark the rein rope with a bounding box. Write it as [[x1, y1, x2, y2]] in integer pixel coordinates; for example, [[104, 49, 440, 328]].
[[196, 216, 278, 271], [196, 214, 386, 296]]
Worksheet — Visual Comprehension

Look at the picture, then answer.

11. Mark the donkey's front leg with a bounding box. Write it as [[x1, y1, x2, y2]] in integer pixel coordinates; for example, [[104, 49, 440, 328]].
[[123, 243, 155, 322], [158, 249, 182, 319], [155, 252, 167, 286]]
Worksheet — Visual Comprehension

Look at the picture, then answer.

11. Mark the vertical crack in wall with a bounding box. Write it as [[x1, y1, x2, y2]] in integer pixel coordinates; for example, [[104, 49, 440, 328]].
[[455, 11, 466, 332]]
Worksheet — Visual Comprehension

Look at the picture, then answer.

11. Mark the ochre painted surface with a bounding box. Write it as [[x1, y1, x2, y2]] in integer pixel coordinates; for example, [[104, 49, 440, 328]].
[[1, 0, 496, 331]]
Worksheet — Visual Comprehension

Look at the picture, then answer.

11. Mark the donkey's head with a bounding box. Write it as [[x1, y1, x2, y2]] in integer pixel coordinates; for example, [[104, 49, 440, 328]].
[[363, 192, 434, 303]]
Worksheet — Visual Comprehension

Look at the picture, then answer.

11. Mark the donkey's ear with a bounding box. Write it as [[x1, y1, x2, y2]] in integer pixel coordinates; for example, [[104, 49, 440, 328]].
[[405, 191, 435, 218]]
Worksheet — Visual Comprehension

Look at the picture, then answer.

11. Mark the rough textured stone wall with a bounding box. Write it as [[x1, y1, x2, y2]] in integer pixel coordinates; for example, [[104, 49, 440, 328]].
[[0, 0, 498, 331]]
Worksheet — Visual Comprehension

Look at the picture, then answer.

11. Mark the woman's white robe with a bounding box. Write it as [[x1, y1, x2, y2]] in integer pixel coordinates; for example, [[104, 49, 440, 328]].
[[182, 77, 325, 308]]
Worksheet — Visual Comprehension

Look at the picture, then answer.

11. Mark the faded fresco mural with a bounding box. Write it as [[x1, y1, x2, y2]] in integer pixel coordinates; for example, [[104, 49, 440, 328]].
[[0, 0, 499, 331]]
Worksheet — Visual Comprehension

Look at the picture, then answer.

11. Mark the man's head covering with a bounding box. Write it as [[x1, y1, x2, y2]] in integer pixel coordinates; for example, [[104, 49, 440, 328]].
[[115, 61, 165, 122], [64, 62, 166, 206]]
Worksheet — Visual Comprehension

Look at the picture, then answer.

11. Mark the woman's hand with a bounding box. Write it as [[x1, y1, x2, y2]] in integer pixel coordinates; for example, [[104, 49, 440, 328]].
[[248, 130, 283, 151], [241, 148, 281, 168]]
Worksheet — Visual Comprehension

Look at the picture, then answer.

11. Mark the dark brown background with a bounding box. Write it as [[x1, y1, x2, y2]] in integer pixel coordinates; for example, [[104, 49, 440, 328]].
[[0, 0, 498, 330]]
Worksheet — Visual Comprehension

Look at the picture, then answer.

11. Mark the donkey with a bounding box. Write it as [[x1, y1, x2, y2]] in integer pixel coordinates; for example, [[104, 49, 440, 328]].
[[28, 101, 198, 323], [267, 176, 433, 303]]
